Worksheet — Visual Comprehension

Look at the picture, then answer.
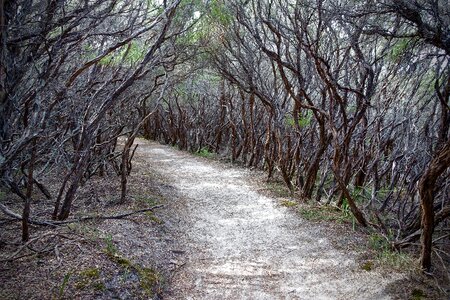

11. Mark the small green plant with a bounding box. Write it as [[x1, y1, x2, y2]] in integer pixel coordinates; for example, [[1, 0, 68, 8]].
[[79, 268, 100, 279], [110, 254, 133, 269], [340, 199, 356, 230], [104, 234, 117, 257], [195, 147, 215, 158], [58, 272, 72, 299], [298, 206, 340, 221]]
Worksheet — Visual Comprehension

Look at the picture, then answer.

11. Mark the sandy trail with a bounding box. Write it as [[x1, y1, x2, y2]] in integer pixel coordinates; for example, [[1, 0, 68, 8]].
[[136, 139, 402, 299]]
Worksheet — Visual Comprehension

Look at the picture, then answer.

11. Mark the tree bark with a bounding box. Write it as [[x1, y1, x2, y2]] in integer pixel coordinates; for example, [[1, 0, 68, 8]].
[[418, 139, 450, 271]]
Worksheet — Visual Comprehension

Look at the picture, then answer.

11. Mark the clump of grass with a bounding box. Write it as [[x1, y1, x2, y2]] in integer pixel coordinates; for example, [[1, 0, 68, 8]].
[[298, 205, 353, 223], [280, 200, 297, 207], [195, 147, 215, 159], [367, 232, 416, 271], [377, 249, 415, 270]]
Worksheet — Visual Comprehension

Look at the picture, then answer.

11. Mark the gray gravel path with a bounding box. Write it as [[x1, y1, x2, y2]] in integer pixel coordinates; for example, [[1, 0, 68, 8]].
[[136, 139, 403, 300]]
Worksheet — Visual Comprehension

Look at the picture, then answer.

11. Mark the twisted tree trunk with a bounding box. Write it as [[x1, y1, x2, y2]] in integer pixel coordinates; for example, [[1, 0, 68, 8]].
[[418, 139, 450, 271]]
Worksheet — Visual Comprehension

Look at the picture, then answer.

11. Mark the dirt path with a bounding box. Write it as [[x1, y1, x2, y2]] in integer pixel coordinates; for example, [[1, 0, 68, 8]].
[[136, 139, 402, 299]]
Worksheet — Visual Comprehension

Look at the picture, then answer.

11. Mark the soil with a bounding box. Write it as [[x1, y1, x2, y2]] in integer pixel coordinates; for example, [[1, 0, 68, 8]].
[[0, 138, 447, 299]]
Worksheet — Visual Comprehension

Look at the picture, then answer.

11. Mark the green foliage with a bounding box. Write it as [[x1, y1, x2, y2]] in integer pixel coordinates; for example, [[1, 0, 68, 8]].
[[368, 232, 388, 251], [209, 0, 233, 26], [176, 0, 232, 49], [389, 37, 418, 61], [351, 186, 370, 203], [377, 249, 414, 270], [80, 268, 100, 279], [419, 69, 438, 94], [285, 111, 313, 128], [99, 42, 146, 66]]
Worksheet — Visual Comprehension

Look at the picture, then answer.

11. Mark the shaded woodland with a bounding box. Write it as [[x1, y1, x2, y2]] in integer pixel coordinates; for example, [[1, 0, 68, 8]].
[[1, 0, 449, 275]]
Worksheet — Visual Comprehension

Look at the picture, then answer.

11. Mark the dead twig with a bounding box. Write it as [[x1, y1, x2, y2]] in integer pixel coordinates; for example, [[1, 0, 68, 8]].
[[1, 232, 56, 262]]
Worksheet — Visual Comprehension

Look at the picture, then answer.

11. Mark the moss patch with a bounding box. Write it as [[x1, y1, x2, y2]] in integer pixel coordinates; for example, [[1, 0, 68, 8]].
[[104, 246, 162, 297], [137, 267, 161, 296], [360, 260, 373, 271], [75, 267, 105, 291]]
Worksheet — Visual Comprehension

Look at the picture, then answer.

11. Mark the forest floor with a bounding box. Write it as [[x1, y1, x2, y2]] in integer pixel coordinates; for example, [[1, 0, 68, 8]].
[[0, 138, 447, 299]]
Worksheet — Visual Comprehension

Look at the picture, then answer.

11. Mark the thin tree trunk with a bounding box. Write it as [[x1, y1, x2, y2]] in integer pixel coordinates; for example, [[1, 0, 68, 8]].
[[22, 140, 36, 242], [120, 136, 135, 203]]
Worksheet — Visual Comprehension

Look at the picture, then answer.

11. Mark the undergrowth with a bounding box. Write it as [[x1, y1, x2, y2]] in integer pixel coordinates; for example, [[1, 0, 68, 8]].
[[102, 235, 163, 297], [367, 232, 416, 271], [298, 205, 353, 224], [195, 147, 215, 159]]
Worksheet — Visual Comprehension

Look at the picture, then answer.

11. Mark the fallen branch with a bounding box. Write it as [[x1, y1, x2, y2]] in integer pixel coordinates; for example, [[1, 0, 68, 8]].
[[0, 203, 163, 226], [0, 203, 56, 226], [56, 205, 164, 224], [1, 232, 56, 262]]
